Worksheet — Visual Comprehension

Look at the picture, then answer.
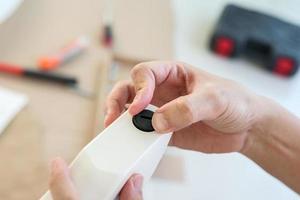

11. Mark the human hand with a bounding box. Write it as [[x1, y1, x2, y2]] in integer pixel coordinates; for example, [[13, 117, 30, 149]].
[[104, 61, 266, 153], [49, 157, 143, 200]]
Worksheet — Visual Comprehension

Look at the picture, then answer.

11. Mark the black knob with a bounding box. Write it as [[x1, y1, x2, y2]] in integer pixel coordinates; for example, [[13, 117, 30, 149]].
[[132, 109, 154, 132]]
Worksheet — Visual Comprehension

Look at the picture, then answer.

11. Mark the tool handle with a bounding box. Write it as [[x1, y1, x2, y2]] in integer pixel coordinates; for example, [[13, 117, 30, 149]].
[[0, 63, 24, 75], [0, 62, 77, 86], [24, 70, 78, 85]]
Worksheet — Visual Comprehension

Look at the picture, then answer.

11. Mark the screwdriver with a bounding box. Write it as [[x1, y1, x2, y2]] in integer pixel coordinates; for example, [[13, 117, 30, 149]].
[[38, 36, 89, 71], [0, 62, 78, 86]]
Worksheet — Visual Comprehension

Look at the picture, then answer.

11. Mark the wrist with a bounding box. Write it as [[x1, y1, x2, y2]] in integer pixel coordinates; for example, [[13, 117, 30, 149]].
[[240, 96, 300, 193], [241, 96, 280, 157]]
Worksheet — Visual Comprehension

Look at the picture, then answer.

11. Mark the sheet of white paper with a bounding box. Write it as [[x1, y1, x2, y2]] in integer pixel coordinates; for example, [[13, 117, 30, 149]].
[[0, 87, 28, 135], [0, 0, 23, 24]]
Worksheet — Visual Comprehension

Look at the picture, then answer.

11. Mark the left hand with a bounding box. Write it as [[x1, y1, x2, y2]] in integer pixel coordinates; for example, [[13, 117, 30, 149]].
[[49, 157, 143, 200]]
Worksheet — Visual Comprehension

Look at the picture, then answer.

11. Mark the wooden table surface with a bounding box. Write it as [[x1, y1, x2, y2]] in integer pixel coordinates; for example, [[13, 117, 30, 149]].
[[0, 0, 173, 199]]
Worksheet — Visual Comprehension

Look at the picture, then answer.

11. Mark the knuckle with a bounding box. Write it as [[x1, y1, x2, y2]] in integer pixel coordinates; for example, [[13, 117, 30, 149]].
[[175, 98, 194, 122], [130, 63, 148, 78], [108, 80, 130, 100], [203, 83, 218, 99], [131, 64, 150, 90], [203, 84, 227, 114], [175, 61, 188, 70], [114, 80, 129, 89]]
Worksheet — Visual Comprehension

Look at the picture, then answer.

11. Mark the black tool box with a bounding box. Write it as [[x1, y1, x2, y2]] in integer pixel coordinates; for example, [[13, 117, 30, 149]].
[[209, 4, 300, 77]]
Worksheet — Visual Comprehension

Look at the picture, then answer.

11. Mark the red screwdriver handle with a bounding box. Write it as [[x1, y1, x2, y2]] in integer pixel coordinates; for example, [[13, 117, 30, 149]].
[[0, 63, 24, 75]]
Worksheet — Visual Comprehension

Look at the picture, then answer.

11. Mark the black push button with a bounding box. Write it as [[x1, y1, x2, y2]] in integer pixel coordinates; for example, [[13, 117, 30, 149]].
[[132, 109, 154, 132]]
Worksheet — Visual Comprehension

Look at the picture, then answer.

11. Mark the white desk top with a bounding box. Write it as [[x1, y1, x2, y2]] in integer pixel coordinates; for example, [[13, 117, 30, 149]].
[[145, 1, 300, 199], [173, 0, 300, 117]]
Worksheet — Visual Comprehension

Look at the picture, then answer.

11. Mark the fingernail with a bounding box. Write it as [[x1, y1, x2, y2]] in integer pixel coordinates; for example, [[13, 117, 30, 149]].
[[153, 113, 169, 132], [132, 175, 143, 191]]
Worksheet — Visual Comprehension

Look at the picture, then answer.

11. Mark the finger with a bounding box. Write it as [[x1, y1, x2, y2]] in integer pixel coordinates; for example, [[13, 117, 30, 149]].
[[169, 123, 247, 153], [119, 174, 143, 200], [129, 61, 190, 115], [152, 89, 226, 133], [104, 80, 135, 127], [49, 157, 79, 200]]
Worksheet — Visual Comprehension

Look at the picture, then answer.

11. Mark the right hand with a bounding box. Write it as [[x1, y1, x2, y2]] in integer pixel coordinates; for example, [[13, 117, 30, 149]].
[[104, 61, 266, 154]]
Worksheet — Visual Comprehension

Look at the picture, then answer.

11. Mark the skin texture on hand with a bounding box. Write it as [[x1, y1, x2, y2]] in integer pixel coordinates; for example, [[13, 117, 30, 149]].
[[105, 61, 262, 153], [242, 98, 300, 193], [49, 157, 143, 200]]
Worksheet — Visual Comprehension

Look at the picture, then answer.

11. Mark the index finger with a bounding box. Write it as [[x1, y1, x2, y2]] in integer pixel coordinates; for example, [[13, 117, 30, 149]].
[[129, 61, 189, 115]]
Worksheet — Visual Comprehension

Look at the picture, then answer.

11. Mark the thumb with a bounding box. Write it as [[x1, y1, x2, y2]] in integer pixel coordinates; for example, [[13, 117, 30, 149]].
[[152, 92, 224, 133], [49, 157, 79, 200], [119, 174, 143, 200]]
